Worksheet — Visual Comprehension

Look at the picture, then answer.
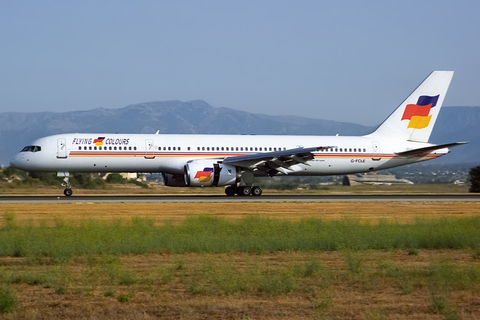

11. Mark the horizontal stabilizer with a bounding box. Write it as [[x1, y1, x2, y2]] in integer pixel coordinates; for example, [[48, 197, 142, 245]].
[[395, 142, 467, 157]]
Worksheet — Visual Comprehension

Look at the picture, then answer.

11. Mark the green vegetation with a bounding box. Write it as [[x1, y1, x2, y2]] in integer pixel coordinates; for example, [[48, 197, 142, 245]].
[[0, 167, 148, 190], [1, 210, 480, 317], [1, 253, 479, 305], [1, 214, 480, 260], [0, 288, 16, 314], [469, 165, 480, 193]]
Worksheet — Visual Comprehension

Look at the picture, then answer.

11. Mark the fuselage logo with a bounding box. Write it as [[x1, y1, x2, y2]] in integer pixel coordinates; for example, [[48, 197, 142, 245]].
[[401, 95, 439, 129], [194, 167, 214, 182], [93, 137, 105, 146]]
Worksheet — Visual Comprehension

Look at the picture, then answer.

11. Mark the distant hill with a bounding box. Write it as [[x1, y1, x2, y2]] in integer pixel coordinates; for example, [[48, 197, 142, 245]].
[[0, 100, 477, 166], [429, 107, 480, 164]]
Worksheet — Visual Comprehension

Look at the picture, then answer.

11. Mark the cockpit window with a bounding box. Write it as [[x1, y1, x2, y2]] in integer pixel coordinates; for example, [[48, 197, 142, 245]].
[[21, 146, 41, 152]]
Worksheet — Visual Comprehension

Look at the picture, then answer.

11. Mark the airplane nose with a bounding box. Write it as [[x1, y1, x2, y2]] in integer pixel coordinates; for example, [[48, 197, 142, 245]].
[[10, 153, 23, 168], [10, 155, 18, 167]]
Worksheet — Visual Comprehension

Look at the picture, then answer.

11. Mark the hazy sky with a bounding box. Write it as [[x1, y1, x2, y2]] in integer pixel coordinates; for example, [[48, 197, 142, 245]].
[[1, 1, 479, 126]]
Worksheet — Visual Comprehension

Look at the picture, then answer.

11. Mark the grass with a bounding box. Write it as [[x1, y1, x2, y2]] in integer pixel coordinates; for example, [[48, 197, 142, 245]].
[[1, 214, 480, 260], [0, 288, 16, 314], [1, 251, 480, 319], [1, 202, 479, 319]]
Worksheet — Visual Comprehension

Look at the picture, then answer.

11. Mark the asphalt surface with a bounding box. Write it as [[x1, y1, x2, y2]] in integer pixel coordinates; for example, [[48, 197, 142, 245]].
[[0, 194, 479, 203]]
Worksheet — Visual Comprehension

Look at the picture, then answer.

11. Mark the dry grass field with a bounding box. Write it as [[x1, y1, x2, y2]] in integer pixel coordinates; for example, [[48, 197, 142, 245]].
[[1, 201, 479, 225], [1, 200, 480, 319]]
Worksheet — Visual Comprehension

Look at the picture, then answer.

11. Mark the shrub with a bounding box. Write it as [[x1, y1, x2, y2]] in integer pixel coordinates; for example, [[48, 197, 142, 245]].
[[106, 173, 126, 184], [0, 288, 16, 314], [469, 165, 480, 193]]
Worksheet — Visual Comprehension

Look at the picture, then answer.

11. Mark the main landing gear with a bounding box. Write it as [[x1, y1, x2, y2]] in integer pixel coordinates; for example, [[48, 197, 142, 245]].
[[224, 186, 263, 197]]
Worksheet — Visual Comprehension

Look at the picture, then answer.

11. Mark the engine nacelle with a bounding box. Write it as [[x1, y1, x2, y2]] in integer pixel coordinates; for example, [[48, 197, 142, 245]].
[[162, 173, 188, 187], [184, 160, 239, 187]]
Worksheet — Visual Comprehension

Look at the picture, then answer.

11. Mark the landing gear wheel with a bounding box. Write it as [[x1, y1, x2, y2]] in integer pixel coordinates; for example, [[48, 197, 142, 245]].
[[61, 175, 72, 197], [225, 186, 237, 196], [251, 186, 263, 196], [237, 186, 252, 196]]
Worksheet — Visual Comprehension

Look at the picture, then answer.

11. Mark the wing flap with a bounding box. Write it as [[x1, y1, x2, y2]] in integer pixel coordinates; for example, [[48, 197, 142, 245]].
[[223, 146, 332, 176]]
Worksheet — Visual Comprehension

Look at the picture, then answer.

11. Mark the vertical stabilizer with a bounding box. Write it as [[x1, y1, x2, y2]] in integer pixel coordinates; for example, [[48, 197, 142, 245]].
[[367, 71, 454, 142]]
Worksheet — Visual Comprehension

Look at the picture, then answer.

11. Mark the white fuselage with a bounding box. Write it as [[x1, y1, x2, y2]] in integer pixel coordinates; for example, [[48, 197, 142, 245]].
[[10, 133, 446, 176]]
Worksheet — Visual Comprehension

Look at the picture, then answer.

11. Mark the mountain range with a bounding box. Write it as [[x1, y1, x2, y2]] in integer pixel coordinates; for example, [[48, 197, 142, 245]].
[[0, 100, 478, 166]]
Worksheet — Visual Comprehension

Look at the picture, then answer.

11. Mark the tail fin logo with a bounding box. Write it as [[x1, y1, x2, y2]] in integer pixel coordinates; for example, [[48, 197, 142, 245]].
[[401, 95, 439, 129], [194, 167, 214, 182]]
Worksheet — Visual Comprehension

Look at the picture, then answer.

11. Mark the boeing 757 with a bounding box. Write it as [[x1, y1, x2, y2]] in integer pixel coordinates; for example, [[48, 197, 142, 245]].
[[10, 71, 465, 196]]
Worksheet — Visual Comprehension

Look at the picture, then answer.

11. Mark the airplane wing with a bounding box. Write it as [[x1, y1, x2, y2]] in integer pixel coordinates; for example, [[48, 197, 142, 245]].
[[395, 142, 467, 157], [222, 146, 331, 176]]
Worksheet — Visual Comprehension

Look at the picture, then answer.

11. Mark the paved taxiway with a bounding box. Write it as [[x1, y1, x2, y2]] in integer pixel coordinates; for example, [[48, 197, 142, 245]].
[[0, 194, 478, 203]]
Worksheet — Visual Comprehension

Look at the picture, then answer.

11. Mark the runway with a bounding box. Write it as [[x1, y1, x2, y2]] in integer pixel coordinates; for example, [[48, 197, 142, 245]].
[[0, 194, 479, 203]]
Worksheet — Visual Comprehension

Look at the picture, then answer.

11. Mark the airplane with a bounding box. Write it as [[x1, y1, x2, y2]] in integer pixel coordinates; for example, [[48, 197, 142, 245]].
[[10, 71, 465, 197]]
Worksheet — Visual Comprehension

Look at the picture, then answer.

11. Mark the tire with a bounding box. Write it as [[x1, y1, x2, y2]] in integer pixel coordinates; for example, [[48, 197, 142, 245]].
[[251, 186, 263, 196], [64, 188, 73, 197], [225, 186, 236, 196], [237, 186, 252, 196]]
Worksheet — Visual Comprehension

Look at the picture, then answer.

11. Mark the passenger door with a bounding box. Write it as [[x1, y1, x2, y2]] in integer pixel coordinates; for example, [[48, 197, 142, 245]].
[[145, 139, 155, 159], [57, 138, 67, 158], [372, 141, 381, 161]]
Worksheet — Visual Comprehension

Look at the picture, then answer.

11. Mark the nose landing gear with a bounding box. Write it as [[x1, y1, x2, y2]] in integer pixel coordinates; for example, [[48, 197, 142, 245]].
[[64, 187, 73, 197], [58, 172, 73, 197]]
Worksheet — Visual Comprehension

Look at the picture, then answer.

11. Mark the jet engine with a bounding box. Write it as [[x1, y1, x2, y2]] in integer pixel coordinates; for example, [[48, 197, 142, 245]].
[[184, 160, 239, 187]]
